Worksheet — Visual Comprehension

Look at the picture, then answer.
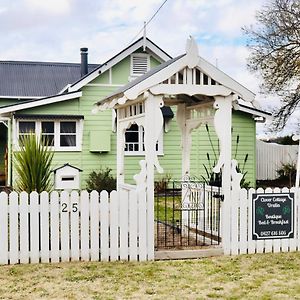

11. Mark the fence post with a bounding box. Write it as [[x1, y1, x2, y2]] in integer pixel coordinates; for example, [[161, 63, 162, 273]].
[[0, 192, 8, 264]]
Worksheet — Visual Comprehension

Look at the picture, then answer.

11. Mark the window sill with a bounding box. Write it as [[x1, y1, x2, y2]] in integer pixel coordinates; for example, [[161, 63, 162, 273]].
[[54, 148, 82, 152], [124, 152, 164, 157]]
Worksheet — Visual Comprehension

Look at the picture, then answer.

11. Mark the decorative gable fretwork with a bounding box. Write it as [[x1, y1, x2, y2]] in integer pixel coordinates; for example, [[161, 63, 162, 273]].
[[148, 65, 232, 98], [187, 105, 215, 125], [118, 102, 145, 120], [162, 67, 219, 86]]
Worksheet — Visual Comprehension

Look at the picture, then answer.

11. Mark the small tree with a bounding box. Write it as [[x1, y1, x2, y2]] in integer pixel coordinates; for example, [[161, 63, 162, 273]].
[[14, 134, 54, 193], [243, 0, 300, 129]]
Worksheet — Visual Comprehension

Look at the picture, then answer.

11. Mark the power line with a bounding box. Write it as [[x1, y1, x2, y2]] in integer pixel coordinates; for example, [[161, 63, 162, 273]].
[[128, 0, 169, 45]]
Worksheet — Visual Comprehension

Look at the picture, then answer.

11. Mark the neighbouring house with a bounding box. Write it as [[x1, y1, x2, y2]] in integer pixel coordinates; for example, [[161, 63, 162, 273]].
[[0, 37, 269, 190]]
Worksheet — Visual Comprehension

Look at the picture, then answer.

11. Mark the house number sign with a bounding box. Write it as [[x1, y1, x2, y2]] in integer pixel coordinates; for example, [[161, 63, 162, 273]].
[[61, 203, 78, 213], [252, 193, 294, 240]]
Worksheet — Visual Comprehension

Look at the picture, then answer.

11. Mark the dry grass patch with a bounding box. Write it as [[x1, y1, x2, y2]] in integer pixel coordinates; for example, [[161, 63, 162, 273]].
[[0, 252, 300, 299]]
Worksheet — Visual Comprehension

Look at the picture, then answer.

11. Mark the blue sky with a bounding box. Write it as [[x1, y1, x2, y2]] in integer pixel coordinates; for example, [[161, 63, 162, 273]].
[[0, 0, 288, 136]]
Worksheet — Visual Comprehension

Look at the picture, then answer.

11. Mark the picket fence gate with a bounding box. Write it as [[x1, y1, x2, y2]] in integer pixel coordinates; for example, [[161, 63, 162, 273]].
[[227, 187, 299, 255], [0, 189, 152, 265]]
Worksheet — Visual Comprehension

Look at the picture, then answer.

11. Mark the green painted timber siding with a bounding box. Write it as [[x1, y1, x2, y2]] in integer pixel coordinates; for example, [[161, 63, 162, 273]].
[[9, 51, 256, 189]]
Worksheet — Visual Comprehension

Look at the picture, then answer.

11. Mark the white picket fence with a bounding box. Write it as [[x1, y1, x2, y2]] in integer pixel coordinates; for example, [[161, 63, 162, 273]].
[[227, 187, 299, 255], [256, 140, 298, 180], [0, 189, 152, 265]]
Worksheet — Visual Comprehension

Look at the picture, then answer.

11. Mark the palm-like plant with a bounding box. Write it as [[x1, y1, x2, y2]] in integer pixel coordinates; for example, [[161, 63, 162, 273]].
[[14, 134, 54, 193]]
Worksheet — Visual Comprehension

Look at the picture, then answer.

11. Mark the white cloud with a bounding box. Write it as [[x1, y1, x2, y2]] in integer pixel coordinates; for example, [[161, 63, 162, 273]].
[[0, 7, 7, 14], [215, 0, 263, 38], [25, 0, 72, 15]]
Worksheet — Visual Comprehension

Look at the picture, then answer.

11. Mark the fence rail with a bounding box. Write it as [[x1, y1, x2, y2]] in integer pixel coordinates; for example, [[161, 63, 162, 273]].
[[0, 189, 151, 265]]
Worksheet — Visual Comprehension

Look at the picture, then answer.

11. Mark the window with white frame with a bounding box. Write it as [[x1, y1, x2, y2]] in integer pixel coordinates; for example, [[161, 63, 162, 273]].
[[124, 124, 163, 155], [130, 53, 150, 79], [18, 121, 35, 144], [17, 119, 82, 151]]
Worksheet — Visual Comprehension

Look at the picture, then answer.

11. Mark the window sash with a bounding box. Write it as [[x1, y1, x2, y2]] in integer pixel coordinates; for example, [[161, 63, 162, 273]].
[[124, 124, 162, 155], [16, 119, 81, 151]]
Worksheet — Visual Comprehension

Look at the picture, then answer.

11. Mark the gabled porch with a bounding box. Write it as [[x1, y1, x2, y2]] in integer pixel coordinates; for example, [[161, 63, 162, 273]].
[[93, 37, 260, 254]]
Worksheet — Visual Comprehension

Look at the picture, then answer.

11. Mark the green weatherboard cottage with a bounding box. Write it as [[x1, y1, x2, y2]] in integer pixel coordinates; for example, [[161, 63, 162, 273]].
[[0, 37, 269, 190]]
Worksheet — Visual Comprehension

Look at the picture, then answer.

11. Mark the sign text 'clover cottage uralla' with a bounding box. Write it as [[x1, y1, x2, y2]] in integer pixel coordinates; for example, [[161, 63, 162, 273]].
[[252, 193, 294, 240]]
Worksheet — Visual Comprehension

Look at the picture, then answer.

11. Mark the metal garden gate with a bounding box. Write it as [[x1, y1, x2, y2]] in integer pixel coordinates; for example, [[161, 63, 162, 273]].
[[155, 180, 222, 249]]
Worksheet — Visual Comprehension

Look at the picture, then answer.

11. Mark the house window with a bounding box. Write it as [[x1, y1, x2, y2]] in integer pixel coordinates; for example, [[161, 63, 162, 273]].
[[18, 121, 35, 144], [16, 119, 82, 151], [41, 121, 54, 146], [125, 124, 162, 155], [130, 53, 150, 79], [60, 121, 76, 147], [125, 124, 143, 152]]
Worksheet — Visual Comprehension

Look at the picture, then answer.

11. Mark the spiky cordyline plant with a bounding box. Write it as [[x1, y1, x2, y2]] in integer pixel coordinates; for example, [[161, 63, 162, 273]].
[[14, 134, 54, 193]]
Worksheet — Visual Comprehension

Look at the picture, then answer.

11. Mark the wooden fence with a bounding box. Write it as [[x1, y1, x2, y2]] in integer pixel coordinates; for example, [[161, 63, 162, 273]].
[[227, 187, 298, 255], [0, 189, 152, 265], [256, 140, 298, 180]]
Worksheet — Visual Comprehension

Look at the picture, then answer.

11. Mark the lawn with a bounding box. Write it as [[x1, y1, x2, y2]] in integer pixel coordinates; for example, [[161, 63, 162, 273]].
[[1, 252, 300, 299]]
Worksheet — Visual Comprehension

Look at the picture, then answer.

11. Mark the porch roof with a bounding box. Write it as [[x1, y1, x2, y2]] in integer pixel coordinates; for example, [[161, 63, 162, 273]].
[[94, 37, 256, 111]]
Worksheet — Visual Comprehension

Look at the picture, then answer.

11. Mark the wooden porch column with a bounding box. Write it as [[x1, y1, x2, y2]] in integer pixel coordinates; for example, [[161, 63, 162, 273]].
[[177, 103, 190, 178], [116, 109, 125, 189], [144, 93, 164, 260], [213, 95, 233, 254]]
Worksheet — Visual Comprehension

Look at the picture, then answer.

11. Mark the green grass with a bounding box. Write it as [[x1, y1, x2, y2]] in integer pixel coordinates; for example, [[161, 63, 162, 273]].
[[155, 195, 181, 222], [1, 252, 300, 299]]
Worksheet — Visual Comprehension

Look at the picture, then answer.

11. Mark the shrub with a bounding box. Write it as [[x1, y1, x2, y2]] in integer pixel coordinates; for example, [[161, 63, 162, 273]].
[[14, 134, 54, 193], [86, 168, 116, 193], [276, 161, 296, 187], [154, 173, 172, 193]]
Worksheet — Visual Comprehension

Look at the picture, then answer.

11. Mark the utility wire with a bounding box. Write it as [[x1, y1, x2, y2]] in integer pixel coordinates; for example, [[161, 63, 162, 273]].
[[128, 0, 168, 45]]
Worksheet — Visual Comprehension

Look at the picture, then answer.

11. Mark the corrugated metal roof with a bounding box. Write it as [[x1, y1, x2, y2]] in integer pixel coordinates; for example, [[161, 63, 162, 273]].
[[0, 61, 99, 97]]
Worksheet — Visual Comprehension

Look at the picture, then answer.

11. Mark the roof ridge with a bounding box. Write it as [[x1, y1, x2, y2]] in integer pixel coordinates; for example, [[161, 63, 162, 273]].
[[0, 60, 100, 66]]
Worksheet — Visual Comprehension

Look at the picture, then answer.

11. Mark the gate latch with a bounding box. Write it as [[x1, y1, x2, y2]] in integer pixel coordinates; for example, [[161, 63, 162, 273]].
[[213, 194, 224, 201]]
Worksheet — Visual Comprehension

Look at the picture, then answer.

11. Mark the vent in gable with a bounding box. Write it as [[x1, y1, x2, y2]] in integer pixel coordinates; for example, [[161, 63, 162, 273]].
[[130, 54, 150, 79]]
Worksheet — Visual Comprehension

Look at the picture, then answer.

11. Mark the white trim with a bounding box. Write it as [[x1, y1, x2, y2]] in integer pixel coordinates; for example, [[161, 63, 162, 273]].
[[58, 84, 71, 94], [150, 84, 232, 97], [15, 118, 83, 152], [109, 68, 112, 85], [233, 102, 271, 119], [0, 96, 42, 99], [198, 57, 255, 102], [0, 92, 82, 115], [69, 39, 171, 92]]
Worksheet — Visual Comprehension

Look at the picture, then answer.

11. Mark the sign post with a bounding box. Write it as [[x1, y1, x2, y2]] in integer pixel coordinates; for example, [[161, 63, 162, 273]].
[[253, 193, 294, 240]]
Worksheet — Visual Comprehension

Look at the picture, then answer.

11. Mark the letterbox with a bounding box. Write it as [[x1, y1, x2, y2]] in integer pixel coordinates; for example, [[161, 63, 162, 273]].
[[52, 163, 82, 190]]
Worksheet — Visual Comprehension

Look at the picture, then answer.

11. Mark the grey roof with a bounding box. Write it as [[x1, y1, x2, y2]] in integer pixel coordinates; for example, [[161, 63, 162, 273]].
[[0, 61, 99, 97], [97, 53, 185, 105]]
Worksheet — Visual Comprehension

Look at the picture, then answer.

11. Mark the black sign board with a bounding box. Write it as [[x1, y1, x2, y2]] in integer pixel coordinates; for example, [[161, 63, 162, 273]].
[[252, 193, 294, 240]]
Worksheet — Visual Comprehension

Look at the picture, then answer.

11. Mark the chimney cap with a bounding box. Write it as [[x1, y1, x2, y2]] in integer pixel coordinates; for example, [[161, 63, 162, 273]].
[[80, 47, 88, 52]]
